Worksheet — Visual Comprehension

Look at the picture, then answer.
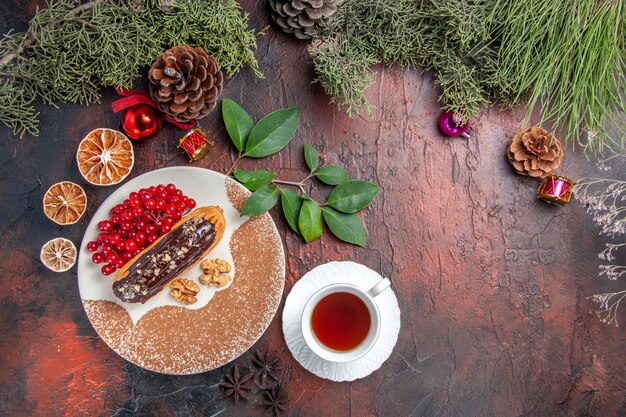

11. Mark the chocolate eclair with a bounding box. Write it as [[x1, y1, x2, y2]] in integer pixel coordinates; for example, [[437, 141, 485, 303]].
[[113, 206, 226, 303]]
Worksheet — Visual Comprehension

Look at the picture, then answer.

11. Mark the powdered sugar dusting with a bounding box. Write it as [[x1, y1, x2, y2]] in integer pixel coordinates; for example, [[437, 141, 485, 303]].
[[80, 177, 285, 374]]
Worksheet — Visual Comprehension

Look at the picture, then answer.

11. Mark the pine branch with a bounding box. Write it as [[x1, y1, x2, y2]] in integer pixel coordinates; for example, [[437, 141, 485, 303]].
[[0, 0, 263, 138]]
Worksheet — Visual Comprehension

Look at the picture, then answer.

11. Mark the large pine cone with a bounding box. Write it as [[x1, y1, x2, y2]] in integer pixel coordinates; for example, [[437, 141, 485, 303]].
[[148, 46, 223, 123], [269, 0, 342, 40], [507, 127, 563, 178]]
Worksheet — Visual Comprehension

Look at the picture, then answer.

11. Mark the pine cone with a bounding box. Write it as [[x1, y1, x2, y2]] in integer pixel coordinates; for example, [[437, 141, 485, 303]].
[[269, 0, 342, 40], [148, 46, 223, 123], [507, 127, 563, 178]]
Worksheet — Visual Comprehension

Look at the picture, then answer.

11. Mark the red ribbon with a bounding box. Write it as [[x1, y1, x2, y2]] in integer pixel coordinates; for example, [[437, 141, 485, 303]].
[[111, 87, 196, 130]]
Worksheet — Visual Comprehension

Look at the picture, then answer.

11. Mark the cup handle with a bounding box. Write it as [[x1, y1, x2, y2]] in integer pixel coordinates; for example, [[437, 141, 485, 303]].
[[367, 278, 391, 298]]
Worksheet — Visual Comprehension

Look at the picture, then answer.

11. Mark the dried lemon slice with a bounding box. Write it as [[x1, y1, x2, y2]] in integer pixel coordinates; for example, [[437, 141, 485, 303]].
[[76, 128, 134, 186], [40, 238, 77, 272], [43, 181, 87, 225]]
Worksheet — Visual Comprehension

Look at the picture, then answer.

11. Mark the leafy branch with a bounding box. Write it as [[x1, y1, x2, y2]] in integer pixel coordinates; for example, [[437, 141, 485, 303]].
[[222, 98, 380, 246]]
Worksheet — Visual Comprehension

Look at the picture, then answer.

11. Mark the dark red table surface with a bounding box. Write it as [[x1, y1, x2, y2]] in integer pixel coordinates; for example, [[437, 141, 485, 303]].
[[1, 1, 625, 416]]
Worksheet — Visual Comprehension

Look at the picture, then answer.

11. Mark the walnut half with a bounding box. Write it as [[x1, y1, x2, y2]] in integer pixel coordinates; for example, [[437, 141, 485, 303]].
[[170, 278, 200, 304], [200, 258, 232, 288]]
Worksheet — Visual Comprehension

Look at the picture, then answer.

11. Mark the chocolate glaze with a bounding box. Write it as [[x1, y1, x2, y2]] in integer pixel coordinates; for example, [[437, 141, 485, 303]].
[[113, 216, 216, 303]]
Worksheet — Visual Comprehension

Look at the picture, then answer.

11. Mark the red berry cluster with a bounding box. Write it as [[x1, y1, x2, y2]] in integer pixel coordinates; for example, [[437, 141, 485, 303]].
[[87, 183, 196, 276]]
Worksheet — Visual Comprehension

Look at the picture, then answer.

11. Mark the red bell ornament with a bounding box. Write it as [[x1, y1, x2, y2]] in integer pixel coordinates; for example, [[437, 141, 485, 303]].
[[121, 104, 162, 140]]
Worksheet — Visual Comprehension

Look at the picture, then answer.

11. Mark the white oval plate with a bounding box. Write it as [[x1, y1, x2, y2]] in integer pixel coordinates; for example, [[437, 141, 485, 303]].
[[283, 261, 400, 381], [77, 166, 285, 374]]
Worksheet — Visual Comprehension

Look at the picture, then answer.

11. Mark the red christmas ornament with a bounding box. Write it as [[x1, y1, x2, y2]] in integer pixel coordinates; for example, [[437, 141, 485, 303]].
[[121, 104, 162, 140], [537, 175, 576, 205], [438, 110, 472, 138], [178, 128, 214, 161]]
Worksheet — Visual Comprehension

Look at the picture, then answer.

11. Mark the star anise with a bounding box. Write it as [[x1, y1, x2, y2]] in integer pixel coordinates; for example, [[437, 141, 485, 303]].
[[251, 349, 282, 388], [220, 364, 254, 404], [260, 384, 288, 417]]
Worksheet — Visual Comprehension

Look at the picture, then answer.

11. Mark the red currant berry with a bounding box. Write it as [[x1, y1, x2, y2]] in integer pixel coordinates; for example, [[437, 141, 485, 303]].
[[108, 233, 121, 246], [157, 190, 168, 200], [92, 252, 106, 264], [110, 214, 121, 225], [147, 233, 158, 244], [161, 224, 172, 234], [87, 241, 100, 252], [122, 251, 134, 261], [101, 263, 116, 276], [132, 207, 144, 218], [176, 202, 187, 212], [155, 199, 166, 210], [171, 212, 182, 221], [165, 203, 177, 215], [140, 191, 151, 201], [143, 199, 156, 210], [101, 243, 113, 254], [98, 220, 113, 232], [148, 186, 158, 195], [115, 258, 126, 268], [135, 231, 147, 245], [145, 224, 157, 234], [168, 196, 179, 204], [116, 242, 126, 252], [130, 197, 142, 208], [123, 199, 132, 208], [186, 198, 196, 209], [157, 184, 166, 193], [163, 217, 175, 227], [121, 210, 134, 221], [107, 252, 119, 264], [120, 221, 133, 231], [124, 239, 138, 252], [135, 220, 146, 230], [166, 183, 177, 193], [97, 233, 109, 243], [174, 189, 183, 197]]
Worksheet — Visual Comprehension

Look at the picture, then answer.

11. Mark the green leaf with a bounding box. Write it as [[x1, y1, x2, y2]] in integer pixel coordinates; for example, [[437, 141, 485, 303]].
[[326, 180, 380, 213], [240, 186, 279, 216], [298, 200, 323, 243], [303, 144, 319, 171], [233, 169, 276, 191], [281, 188, 303, 234], [244, 107, 301, 158], [322, 207, 367, 246], [222, 98, 254, 151], [315, 165, 349, 185]]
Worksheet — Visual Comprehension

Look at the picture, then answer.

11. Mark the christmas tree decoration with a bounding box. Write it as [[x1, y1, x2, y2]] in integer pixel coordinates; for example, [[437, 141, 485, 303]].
[[40, 237, 77, 272], [178, 128, 214, 162], [148, 46, 224, 123], [76, 128, 134, 186], [269, 0, 342, 40], [121, 104, 162, 141], [42, 181, 87, 225], [537, 175, 576, 205], [507, 127, 563, 178], [438, 111, 471, 138]]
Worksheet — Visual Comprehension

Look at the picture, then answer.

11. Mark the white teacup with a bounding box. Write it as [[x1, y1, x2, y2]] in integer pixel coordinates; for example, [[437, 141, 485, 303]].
[[300, 278, 391, 362]]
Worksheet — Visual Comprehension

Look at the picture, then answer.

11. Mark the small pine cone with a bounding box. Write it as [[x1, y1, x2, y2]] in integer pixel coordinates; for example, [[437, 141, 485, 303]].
[[507, 127, 563, 178], [148, 46, 223, 123], [269, 0, 342, 40]]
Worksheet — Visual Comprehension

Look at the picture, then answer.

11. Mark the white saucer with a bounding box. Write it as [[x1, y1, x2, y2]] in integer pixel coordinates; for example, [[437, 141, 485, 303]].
[[282, 261, 401, 381]]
